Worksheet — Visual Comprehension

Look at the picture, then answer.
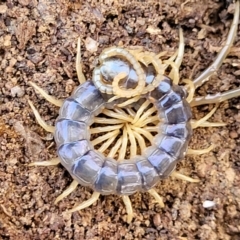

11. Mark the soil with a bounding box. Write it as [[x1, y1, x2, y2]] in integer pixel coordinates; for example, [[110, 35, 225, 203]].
[[0, 0, 240, 239]]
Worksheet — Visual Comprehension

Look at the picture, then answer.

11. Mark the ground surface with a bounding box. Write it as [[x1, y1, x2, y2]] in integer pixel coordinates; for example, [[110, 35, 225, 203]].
[[0, 0, 240, 239]]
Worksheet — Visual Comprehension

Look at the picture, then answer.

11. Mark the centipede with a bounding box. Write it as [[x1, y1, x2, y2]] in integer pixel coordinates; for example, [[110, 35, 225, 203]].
[[28, 1, 240, 223]]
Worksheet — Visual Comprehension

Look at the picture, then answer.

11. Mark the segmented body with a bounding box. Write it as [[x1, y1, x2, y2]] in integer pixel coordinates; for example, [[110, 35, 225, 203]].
[[55, 76, 192, 195]]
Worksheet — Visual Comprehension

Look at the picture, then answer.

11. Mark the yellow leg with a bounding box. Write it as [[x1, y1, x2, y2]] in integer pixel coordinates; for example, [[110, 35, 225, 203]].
[[126, 123, 137, 158], [103, 109, 133, 122], [137, 115, 159, 128], [94, 117, 125, 124], [191, 104, 218, 129], [117, 96, 141, 108], [169, 28, 184, 83], [98, 134, 119, 153], [171, 171, 200, 183], [66, 191, 100, 213], [182, 79, 195, 103], [131, 126, 154, 143], [91, 129, 120, 146], [163, 60, 179, 85], [90, 124, 123, 134], [148, 188, 164, 208], [122, 195, 133, 224], [187, 144, 215, 155], [54, 180, 78, 204], [118, 126, 128, 160], [28, 100, 55, 133], [134, 106, 157, 126], [193, 121, 226, 128], [29, 82, 63, 107], [131, 100, 151, 124], [132, 131, 146, 154], [107, 136, 123, 158], [76, 38, 86, 84], [28, 157, 60, 166]]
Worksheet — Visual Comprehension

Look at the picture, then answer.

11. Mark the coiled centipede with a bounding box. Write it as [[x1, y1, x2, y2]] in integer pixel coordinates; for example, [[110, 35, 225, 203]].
[[28, 1, 240, 223]]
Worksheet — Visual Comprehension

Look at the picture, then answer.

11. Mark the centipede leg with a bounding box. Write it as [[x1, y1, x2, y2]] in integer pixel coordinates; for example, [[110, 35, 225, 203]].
[[193, 1, 239, 89], [118, 126, 128, 160], [97, 134, 119, 153], [187, 144, 215, 155], [28, 157, 60, 166], [90, 124, 123, 134], [91, 129, 120, 146], [54, 180, 78, 204], [190, 104, 219, 129], [122, 195, 133, 224], [29, 82, 63, 107], [171, 171, 200, 183], [148, 188, 164, 208], [193, 121, 226, 128], [67, 191, 100, 213], [117, 96, 141, 108], [28, 100, 55, 133], [76, 38, 86, 84], [126, 123, 137, 158], [169, 28, 184, 83], [131, 100, 151, 124], [130, 126, 154, 143], [182, 79, 195, 103], [132, 131, 146, 154]]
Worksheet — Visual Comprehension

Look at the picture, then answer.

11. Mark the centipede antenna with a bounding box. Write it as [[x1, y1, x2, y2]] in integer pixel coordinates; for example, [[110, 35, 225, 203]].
[[28, 100, 55, 133], [191, 88, 240, 107], [193, 0, 240, 89], [187, 144, 215, 155], [28, 157, 60, 167], [29, 81, 63, 107], [54, 180, 78, 204], [122, 195, 133, 224], [191, 104, 219, 129], [171, 171, 200, 183], [76, 38, 86, 84], [148, 189, 165, 208], [67, 192, 100, 213]]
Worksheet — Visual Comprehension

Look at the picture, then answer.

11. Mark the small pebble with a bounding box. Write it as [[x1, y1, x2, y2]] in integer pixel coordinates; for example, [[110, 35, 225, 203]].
[[85, 37, 98, 53], [203, 200, 215, 208], [11, 85, 25, 97]]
